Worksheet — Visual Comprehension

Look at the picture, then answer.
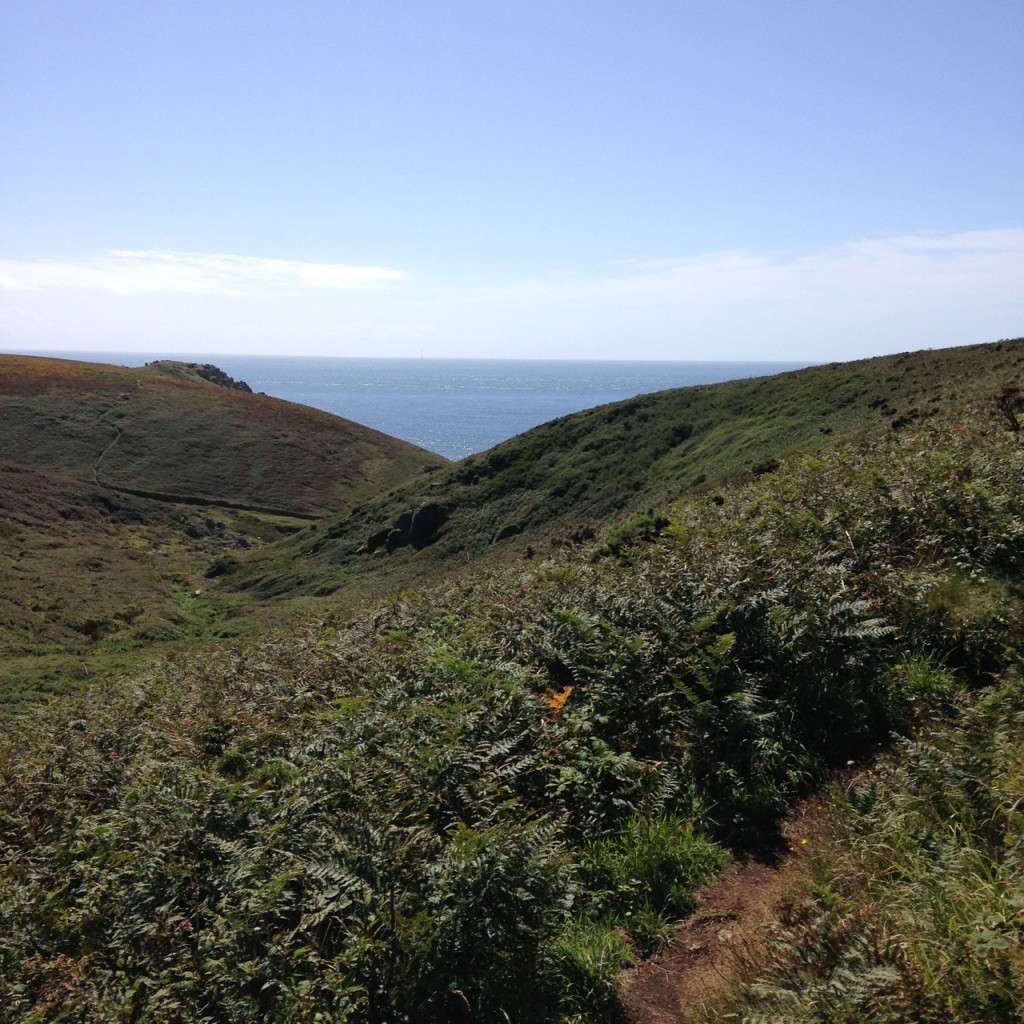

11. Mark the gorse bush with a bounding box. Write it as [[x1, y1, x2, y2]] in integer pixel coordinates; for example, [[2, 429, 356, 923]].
[[2, 399, 1023, 1022]]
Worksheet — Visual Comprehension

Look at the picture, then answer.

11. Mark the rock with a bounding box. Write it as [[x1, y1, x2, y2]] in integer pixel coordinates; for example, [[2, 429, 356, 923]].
[[366, 526, 392, 553], [193, 364, 253, 392], [493, 521, 523, 543], [367, 503, 448, 554], [409, 503, 447, 549]]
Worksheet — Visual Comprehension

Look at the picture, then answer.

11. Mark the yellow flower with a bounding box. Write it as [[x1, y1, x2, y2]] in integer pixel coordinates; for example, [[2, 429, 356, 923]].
[[543, 685, 574, 719]]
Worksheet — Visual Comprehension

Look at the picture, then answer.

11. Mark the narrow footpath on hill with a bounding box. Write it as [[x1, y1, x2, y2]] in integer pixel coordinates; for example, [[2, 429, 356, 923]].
[[620, 796, 832, 1024]]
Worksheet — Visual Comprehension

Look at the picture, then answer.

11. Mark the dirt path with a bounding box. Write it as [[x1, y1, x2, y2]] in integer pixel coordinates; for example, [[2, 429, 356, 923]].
[[620, 798, 830, 1024]]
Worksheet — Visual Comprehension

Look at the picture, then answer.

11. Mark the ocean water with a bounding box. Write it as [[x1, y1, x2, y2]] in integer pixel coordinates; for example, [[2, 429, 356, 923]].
[[14, 351, 810, 460]]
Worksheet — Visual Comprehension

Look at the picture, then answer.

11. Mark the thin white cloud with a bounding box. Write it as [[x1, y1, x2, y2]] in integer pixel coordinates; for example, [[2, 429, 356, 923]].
[[420, 228, 1024, 358], [0, 249, 407, 295], [592, 228, 1024, 294], [1, 230, 1020, 359]]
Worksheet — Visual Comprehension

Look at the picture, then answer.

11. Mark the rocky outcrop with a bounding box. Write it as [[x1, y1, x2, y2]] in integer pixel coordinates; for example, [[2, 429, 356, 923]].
[[192, 364, 253, 392], [145, 361, 253, 392], [366, 503, 448, 553]]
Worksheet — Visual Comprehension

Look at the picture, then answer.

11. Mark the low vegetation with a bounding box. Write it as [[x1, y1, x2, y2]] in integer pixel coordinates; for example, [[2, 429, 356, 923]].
[[0, 355, 442, 697], [712, 669, 1024, 1023], [0, 356, 439, 513], [227, 337, 1024, 602], [2, 343, 1022, 1021]]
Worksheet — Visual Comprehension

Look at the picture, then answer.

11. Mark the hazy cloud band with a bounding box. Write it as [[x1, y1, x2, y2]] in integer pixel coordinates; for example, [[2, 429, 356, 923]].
[[1, 230, 1020, 359], [0, 250, 408, 295]]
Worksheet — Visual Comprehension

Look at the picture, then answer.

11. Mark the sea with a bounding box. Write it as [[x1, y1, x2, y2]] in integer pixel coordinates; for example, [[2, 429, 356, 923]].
[[15, 352, 811, 461]]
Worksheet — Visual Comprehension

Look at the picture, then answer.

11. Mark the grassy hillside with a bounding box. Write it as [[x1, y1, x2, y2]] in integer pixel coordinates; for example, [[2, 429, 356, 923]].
[[2, 368, 1022, 1022], [6, 341, 1020, 696], [0, 356, 443, 514], [226, 337, 1024, 603], [0, 355, 444, 699]]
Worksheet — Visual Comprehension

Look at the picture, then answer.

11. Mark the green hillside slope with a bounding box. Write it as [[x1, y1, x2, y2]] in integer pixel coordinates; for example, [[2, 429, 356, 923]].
[[3, 383, 1021, 1023], [0, 356, 443, 515], [229, 337, 1024, 602], [0, 355, 444, 697]]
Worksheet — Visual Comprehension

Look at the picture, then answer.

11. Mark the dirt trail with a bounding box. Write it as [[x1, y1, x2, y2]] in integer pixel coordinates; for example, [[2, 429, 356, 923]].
[[620, 798, 830, 1024]]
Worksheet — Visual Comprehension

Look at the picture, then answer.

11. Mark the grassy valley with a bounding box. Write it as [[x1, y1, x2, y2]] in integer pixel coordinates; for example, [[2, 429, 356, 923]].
[[0, 355, 443, 700], [1, 339, 1023, 1022]]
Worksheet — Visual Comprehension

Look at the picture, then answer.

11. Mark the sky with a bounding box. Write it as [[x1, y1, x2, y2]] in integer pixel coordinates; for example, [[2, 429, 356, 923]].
[[1, 0, 1022, 362]]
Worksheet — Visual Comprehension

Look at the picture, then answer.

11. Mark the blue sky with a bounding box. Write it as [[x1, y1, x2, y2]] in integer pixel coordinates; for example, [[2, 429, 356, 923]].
[[1, 0, 1022, 360]]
